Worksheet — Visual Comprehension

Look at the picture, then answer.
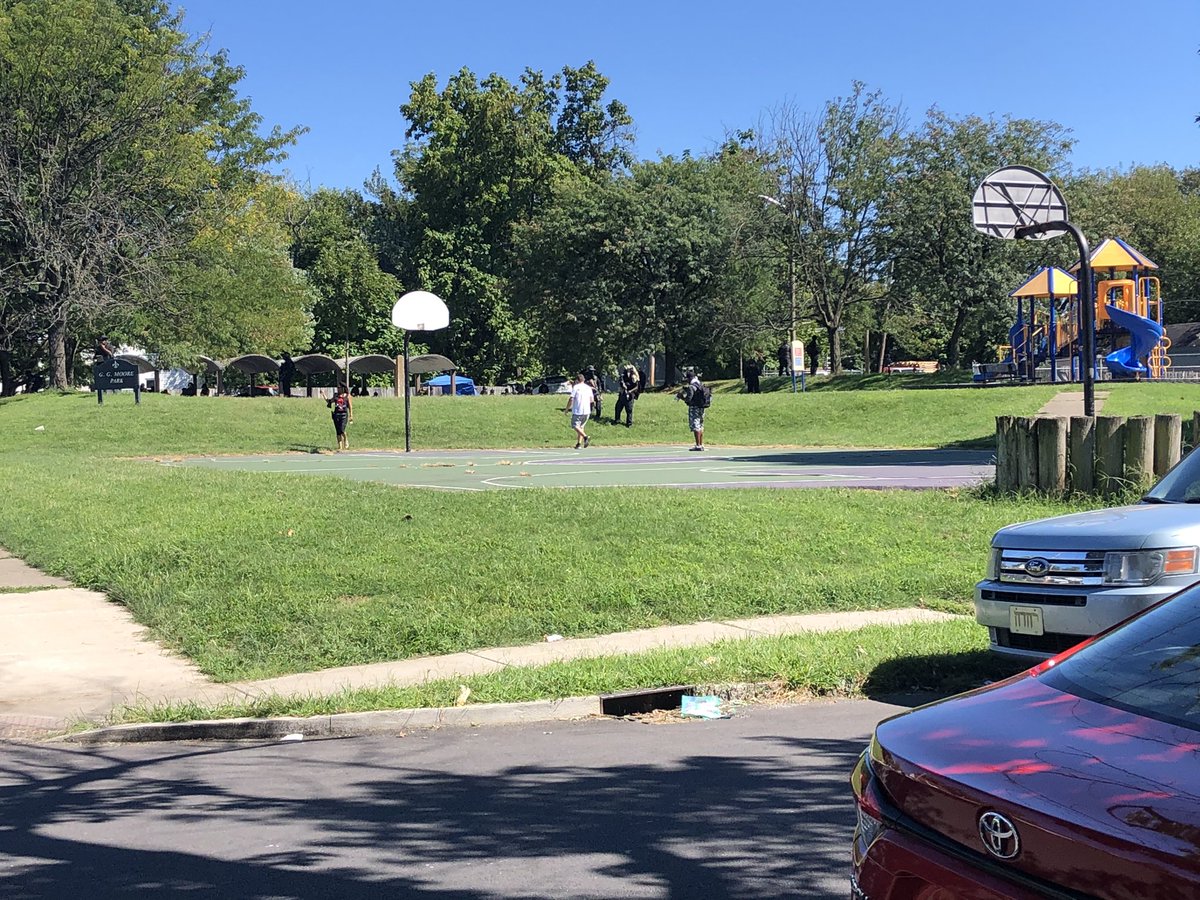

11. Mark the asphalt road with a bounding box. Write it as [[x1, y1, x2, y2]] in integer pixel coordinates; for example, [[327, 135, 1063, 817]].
[[1, 699, 905, 899]]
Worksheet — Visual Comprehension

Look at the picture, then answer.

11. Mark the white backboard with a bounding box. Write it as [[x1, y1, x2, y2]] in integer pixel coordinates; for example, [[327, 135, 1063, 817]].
[[972, 166, 1068, 240], [391, 291, 449, 331]]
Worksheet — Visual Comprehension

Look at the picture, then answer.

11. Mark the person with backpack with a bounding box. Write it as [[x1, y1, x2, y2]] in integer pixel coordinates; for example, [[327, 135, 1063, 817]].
[[676, 368, 710, 451], [584, 365, 603, 421], [326, 382, 353, 451]]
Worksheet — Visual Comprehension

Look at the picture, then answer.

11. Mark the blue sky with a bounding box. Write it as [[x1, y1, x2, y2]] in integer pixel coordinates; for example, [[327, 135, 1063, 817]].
[[177, 0, 1200, 192]]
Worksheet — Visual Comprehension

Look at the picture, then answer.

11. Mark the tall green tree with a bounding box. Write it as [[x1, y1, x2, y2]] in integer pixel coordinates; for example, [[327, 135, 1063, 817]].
[[0, 0, 301, 388], [290, 189, 401, 361], [762, 84, 905, 374], [389, 62, 632, 381], [516, 147, 769, 377]]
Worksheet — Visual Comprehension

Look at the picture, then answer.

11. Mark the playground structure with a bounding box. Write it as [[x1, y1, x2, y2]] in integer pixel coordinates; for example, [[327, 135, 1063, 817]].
[[997, 238, 1170, 382]]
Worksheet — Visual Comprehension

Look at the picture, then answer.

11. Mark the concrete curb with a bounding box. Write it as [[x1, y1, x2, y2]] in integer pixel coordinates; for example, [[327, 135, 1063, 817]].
[[63, 695, 603, 744]]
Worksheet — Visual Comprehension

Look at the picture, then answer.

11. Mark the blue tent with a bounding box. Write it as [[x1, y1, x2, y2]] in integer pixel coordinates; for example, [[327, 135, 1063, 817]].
[[425, 374, 477, 395]]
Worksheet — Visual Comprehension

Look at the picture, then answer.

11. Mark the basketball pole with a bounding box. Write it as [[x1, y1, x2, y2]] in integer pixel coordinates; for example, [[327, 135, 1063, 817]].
[[403, 330, 412, 453], [1017, 221, 1094, 417]]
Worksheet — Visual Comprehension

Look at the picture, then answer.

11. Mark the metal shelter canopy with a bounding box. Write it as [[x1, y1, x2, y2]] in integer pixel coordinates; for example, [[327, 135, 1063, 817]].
[[1069, 237, 1158, 273], [407, 353, 456, 375], [225, 354, 280, 375], [292, 353, 341, 376], [1010, 266, 1078, 299], [197, 355, 224, 376], [114, 354, 157, 374], [347, 354, 396, 375]]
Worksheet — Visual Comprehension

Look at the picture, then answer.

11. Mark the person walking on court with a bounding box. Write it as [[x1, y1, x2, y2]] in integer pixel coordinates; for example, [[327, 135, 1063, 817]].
[[612, 363, 640, 427], [564, 372, 594, 449], [326, 383, 353, 451], [676, 368, 709, 451]]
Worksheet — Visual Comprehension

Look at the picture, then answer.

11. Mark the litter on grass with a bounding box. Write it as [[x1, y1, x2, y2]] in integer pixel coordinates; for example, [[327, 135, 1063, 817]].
[[680, 695, 728, 720]]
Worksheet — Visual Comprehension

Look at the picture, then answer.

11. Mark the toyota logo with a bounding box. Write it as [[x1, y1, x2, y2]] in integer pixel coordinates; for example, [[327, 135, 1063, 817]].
[[978, 811, 1021, 859], [1023, 557, 1050, 577]]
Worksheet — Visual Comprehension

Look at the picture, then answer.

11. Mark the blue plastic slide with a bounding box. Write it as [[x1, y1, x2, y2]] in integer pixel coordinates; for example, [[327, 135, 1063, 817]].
[[1104, 304, 1164, 377]]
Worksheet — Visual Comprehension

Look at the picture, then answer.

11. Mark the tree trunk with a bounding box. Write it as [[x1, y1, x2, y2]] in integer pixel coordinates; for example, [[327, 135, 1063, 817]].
[[664, 348, 678, 384], [48, 316, 69, 390], [945, 304, 969, 370], [877, 332, 888, 373], [827, 326, 841, 376]]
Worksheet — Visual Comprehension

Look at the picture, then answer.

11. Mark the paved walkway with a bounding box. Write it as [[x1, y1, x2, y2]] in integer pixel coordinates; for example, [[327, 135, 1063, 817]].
[[0, 552, 956, 739], [1037, 390, 1109, 417]]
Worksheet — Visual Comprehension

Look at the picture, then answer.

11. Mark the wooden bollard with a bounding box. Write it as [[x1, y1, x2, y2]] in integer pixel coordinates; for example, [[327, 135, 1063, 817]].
[[1095, 416, 1126, 496], [1124, 416, 1154, 489], [995, 416, 1017, 493], [1017, 417, 1039, 491], [1069, 416, 1095, 494], [1154, 414, 1182, 476], [1037, 417, 1068, 494], [1192, 410, 1200, 453]]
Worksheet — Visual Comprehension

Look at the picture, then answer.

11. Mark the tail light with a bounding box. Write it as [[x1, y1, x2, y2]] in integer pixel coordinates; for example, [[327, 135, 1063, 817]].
[[851, 748, 885, 850]]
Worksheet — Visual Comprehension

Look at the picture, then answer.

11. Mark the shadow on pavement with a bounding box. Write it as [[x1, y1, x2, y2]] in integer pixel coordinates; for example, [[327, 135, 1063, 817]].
[[0, 726, 865, 899], [732, 448, 993, 468]]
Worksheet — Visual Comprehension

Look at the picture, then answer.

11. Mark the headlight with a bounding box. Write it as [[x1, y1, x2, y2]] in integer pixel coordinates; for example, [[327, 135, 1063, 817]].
[[1103, 547, 1198, 585], [985, 546, 1001, 580]]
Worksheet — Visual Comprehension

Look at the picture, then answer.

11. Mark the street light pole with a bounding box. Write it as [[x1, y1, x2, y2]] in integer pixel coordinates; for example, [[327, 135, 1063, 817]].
[[762, 194, 799, 393]]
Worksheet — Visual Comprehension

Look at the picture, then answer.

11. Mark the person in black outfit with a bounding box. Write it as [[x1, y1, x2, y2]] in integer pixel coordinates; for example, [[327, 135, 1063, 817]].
[[585, 365, 603, 421], [96, 335, 115, 360], [777, 342, 790, 377], [612, 364, 640, 426], [745, 354, 762, 393], [279, 352, 296, 398]]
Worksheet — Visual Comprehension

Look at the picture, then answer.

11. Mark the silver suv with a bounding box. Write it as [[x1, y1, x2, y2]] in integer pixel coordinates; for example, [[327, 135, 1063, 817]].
[[975, 449, 1200, 659]]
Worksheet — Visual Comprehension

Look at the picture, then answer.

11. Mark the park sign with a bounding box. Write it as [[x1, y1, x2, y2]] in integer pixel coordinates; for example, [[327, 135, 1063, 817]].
[[93, 358, 140, 405]]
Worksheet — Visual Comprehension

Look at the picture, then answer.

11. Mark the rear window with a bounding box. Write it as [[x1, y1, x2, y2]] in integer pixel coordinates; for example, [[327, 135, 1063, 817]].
[[1042, 585, 1200, 732]]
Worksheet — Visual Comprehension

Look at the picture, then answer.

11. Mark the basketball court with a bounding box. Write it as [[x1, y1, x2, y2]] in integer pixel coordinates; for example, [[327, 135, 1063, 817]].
[[170, 446, 994, 491]]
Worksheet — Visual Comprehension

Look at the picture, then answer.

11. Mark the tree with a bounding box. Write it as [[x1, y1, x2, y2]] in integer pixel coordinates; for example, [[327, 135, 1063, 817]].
[[762, 85, 905, 374], [388, 62, 632, 382], [0, 0, 301, 388], [290, 189, 401, 361], [516, 147, 769, 377]]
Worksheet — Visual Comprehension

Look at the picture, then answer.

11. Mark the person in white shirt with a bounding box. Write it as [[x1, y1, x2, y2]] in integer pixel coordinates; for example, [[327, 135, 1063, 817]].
[[564, 372, 595, 449]]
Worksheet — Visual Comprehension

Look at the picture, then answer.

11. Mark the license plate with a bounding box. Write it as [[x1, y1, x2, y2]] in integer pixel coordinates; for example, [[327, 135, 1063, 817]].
[[1010, 606, 1044, 636]]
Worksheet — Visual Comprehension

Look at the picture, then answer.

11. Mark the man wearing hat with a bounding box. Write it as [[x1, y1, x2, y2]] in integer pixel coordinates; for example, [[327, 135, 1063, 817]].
[[612, 363, 640, 427]]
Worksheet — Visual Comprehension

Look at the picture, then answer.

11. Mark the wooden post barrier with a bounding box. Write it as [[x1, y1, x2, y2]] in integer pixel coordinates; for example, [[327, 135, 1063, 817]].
[[1154, 414, 1182, 477], [1069, 416, 1095, 495], [995, 416, 1017, 493], [1124, 416, 1154, 490], [1192, 410, 1200, 454], [1036, 416, 1068, 494], [1095, 416, 1126, 497], [1017, 417, 1039, 491]]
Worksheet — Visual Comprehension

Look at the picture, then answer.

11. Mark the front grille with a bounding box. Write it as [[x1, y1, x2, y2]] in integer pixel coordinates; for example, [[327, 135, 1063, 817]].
[[999, 549, 1106, 586], [994, 627, 1086, 655], [980, 588, 1087, 608]]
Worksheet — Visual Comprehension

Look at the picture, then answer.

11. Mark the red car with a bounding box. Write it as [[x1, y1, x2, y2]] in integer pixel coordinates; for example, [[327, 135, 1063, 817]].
[[852, 583, 1200, 899]]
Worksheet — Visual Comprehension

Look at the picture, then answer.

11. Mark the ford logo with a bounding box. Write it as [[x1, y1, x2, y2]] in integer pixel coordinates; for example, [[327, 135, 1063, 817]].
[[979, 811, 1021, 859], [1023, 557, 1050, 577]]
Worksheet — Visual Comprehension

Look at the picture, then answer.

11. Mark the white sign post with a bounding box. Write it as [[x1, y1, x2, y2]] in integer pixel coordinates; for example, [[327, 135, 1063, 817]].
[[391, 291, 450, 452]]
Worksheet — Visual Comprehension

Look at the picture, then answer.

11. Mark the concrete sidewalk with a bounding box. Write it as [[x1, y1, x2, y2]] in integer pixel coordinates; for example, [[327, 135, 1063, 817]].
[[1037, 390, 1109, 417], [0, 551, 956, 739]]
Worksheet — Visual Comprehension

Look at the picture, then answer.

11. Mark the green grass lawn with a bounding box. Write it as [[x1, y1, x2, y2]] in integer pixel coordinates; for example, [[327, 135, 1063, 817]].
[[0, 380, 1060, 454], [1100, 382, 1200, 424], [0, 382, 1163, 695], [109, 617, 1026, 724]]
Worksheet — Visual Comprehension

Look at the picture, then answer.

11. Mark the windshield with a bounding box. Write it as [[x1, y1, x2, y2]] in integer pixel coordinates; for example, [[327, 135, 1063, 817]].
[[1042, 584, 1200, 732], [1144, 447, 1200, 502]]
